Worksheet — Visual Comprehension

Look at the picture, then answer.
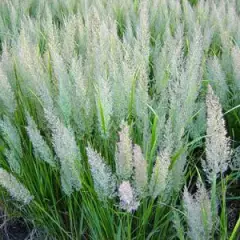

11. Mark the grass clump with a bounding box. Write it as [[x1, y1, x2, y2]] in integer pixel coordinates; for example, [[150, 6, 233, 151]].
[[0, 0, 239, 239]]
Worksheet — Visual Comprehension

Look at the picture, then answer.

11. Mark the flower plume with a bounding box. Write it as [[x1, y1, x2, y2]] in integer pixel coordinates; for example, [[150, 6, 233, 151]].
[[115, 122, 133, 180], [87, 146, 116, 200], [118, 181, 139, 212], [0, 168, 33, 204], [203, 85, 231, 181]]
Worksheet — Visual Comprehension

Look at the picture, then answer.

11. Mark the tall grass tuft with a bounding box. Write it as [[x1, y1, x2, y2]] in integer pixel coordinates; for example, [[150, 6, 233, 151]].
[[0, 0, 239, 239]]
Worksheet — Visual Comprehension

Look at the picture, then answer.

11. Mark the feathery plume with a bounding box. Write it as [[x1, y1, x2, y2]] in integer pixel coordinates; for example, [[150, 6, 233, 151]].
[[138, 0, 150, 62], [0, 116, 22, 158], [207, 56, 228, 105], [0, 168, 33, 204], [0, 64, 16, 114], [203, 85, 231, 181], [50, 47, 72, 124], [134, 0, 150, 131], [115, 122, 133, 180], [71, 57, 93, 134], [26, 113, 55, 167], [149, 149, 170, 198], [95, 78, 113, 137], [118, 181, 139, 212], [1, 42, 13, 78], [87, 146, 116, 200], [61, 17, 77, 64], [133, 144, 148, 198], [185, 26, 203, 118], [45, 110, 81, 195], [14, 29, 54, 114], [183, 183, 212, 240], [231, 45, 240, 91], [4, 149, 20, 174]]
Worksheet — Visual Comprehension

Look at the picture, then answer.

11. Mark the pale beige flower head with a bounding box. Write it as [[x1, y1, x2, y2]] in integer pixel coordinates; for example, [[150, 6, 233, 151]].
[[133, 144, 148, 198], [203, 85, 231, 181], [118, 181, 140, 212], [115, 122, 133, 180], [0, 168, 33, 205]]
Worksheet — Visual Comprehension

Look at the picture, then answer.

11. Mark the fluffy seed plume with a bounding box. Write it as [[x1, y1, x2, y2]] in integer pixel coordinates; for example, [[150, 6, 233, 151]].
[[95, 78, 113, 137], [0, 63, 16, 114], [231, 45, 240, 91], [4, 149, 20, 174], [183, 182, 212, 240], [50, 47, 72, 124], [45, 110, 81, 195], [0, 116, 22, 156], [203, 85, 231, 181], [87, 146, 116, 200], [118, 181, 140, 212], [115, 122, 133, 180], [0, 168, 33, 204], [207, 56, 228, 104], [0, 116, 22, 172], [133, 144, 148, 198], [26, 113, 55, 167], [149, 149, 170, 198], [138, 0, 150, 61]]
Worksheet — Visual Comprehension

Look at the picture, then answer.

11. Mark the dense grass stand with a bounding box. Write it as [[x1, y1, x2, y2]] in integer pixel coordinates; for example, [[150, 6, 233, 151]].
[[0, 0, 239, 239]]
